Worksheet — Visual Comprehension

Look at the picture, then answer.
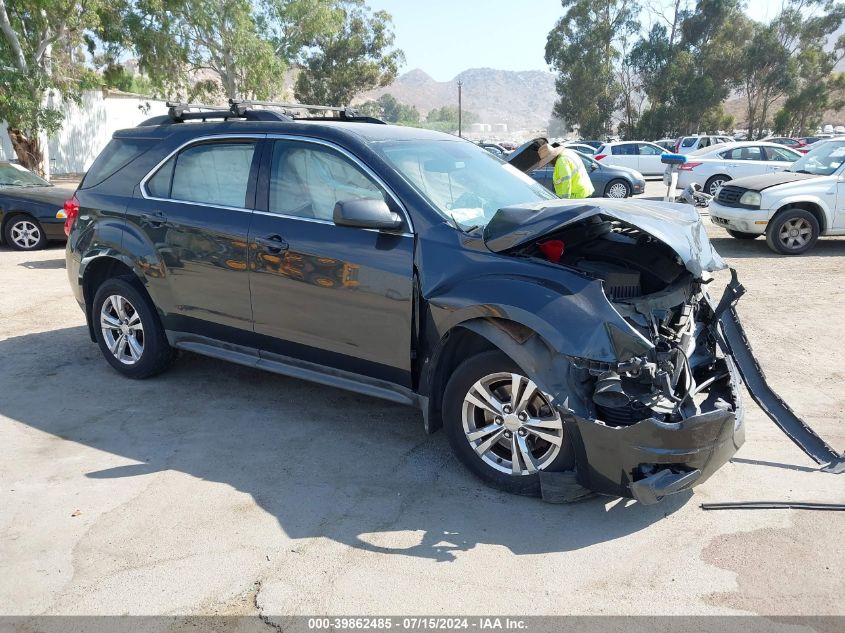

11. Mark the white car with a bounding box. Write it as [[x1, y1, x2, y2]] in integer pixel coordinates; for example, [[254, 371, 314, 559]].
[[708, 138, 845, 254], [665, 141, 802, 195], [594, 141, 668, 176]]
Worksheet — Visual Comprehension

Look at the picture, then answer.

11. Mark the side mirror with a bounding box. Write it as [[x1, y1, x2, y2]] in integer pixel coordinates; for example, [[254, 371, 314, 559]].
[[333, 198, 403, 230]]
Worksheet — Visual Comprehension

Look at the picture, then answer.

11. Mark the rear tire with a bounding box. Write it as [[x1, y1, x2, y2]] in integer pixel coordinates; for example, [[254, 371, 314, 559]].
[[765, 208, 819, 255], [442, 350, 574, 496], [92, 276, 174, 378], [726, 229, 760, 240], [704, 175, 730, 196], [604, 179, 631, 198], [4, 214, 47, 251]]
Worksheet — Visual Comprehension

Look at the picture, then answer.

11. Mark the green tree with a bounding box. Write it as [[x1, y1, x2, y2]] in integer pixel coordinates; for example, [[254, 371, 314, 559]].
[[771, 2, 845, 135], [545, 0, 640, 139], [294, 1, 404, 106], [740, 23, 796, 139], [356, 94, 419, 123], [0, 0, 108, 173], [630, 0, 750, 138]]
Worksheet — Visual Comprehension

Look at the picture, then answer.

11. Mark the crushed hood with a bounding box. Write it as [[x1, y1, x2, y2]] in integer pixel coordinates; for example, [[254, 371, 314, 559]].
[[483, 198, 727, 277], [723, 171, 818, 191]]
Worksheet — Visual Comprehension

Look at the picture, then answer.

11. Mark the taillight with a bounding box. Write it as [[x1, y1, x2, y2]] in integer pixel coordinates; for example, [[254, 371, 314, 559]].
[[594, 154, 606, 161], [677, 162, 702, 171], [63, 195, 79, 236]]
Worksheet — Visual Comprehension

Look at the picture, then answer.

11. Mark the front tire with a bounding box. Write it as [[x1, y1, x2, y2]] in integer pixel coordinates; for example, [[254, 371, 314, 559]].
[[92, 277, 174, 378], [443, 350, 574, 496], [4, 215, 47, 251], [765, 208, 819, 255], [604, 179, 631, 198], [726, 229, 760, 240]]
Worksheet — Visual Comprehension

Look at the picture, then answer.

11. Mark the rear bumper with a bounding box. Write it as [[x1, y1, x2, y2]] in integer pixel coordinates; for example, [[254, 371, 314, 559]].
[[564, 356, 745, 503]]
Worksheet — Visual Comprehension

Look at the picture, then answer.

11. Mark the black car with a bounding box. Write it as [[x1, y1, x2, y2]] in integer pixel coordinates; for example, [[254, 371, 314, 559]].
[[0, 161, 69, 250], [66, 102, 746, 503], [511, 141, 645, 198]]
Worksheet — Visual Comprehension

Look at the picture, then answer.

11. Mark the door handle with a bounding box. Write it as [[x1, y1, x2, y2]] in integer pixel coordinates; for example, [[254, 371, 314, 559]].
[[255, 234, 289, 253], [140, 211, 167, 226]]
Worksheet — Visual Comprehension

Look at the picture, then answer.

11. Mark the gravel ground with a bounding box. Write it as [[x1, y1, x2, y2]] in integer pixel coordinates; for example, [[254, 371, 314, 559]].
[[1, 181, 843, 620]]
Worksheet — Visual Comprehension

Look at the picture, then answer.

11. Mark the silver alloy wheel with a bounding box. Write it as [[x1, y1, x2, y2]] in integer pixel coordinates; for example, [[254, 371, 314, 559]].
[[778, 217, 812, 250], [100, 295, 144, 365], [461, 372, 564, 475], [607, 182, 629, 198], [9, 219, 41, 249], [707, 179, 726, 196]]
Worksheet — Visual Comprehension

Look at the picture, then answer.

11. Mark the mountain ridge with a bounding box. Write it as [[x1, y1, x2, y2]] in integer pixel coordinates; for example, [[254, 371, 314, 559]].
[[355, 67, 557, 133]]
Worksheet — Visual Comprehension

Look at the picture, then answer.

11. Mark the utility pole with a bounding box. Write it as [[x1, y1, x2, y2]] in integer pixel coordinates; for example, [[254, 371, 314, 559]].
[[457, 80, 462, 138]]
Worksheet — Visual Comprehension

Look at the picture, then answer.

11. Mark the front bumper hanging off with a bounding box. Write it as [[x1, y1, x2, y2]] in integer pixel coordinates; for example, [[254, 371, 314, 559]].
[[562, 269, 843, 504]]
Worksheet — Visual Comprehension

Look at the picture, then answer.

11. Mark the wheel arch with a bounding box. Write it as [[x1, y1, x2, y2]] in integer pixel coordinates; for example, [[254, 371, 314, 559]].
[[772, 200, 828, 233], [422, 317, 576, 434], [80, 254, 147, 341]]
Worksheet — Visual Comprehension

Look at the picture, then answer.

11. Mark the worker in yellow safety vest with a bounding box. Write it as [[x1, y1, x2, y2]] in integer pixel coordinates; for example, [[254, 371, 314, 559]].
[[537, 144, 595, 199]]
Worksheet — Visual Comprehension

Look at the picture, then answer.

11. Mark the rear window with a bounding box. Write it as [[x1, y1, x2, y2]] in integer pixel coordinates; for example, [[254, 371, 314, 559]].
[[80, 137, 154, 189]]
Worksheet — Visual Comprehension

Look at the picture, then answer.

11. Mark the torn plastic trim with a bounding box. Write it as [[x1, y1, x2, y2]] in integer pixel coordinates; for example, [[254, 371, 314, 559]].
[[483, 198, 727, 278], [714, 273, 845, 472]]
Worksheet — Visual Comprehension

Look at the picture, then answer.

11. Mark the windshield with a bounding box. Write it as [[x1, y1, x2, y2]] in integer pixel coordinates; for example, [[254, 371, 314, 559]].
[[786, 140, 845, 176], [373, 139, 556, 229], [0, 163, 50, 188]]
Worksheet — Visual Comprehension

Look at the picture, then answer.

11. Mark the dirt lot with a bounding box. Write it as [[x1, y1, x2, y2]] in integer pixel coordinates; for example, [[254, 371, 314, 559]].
[[1, 184, 843, 619]]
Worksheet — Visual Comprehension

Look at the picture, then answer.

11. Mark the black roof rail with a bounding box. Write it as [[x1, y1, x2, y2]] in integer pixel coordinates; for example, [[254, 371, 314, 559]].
[[137, 99, 384, 127], [138, 101, 294, 126], [230, 99, 385, 124]]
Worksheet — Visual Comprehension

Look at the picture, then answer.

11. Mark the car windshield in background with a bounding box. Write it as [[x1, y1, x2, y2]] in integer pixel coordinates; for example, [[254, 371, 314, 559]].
[[786, 140, 845, 176], [374, 140, 556, 229], [0, 163, 50, 188]]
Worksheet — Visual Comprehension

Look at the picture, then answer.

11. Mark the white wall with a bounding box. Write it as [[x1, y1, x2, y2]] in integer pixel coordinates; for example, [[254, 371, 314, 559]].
[[0, 91, 169, 174]]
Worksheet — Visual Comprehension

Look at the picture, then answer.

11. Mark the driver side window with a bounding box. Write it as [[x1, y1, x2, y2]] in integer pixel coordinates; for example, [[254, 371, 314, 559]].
[[268, 141, 386, 220]]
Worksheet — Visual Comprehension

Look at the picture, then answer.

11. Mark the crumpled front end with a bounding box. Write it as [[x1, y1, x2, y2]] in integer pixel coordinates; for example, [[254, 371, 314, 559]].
[[499, 209, 745, 502]]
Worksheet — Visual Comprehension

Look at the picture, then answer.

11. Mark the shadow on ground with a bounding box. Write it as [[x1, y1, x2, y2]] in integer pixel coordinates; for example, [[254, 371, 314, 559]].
[[710, 235, 845, 259], [0, 326, 689, 563]]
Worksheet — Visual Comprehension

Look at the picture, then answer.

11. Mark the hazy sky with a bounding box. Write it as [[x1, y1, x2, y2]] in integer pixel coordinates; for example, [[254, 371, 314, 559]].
[[367, 0, 777, 81]]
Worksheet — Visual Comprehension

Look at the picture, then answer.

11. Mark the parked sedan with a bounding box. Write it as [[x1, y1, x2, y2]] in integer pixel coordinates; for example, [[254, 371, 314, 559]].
[[529, 151, 645, 198], [665, 141, 801, 195], [594, 141, 668, 176], [0, 162, 69, 251]]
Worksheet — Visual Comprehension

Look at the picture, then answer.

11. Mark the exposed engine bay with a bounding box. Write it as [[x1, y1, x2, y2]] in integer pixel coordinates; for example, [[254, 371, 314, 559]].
[[510, 214, 737, 429]]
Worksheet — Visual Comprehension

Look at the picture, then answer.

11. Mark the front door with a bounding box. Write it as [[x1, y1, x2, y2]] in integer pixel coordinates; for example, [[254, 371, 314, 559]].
[[131, 137, 261, 340], [248, 138, 415, 386]]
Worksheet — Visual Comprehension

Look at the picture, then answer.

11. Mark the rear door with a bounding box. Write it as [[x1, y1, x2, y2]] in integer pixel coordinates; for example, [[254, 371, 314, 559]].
[[719, 145, 767, 179], [609, 143, 639, 171], [248, 137, 415, 386], [133, 136, 261, 339], [636, 143, 663, 175]]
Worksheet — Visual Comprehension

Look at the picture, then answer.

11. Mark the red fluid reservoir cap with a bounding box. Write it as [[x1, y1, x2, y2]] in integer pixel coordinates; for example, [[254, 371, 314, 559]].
[[538, 239, 565, 263]]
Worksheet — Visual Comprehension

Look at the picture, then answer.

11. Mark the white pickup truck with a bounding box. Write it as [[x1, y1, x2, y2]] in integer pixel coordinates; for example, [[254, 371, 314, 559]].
[[708, 139, 845, 254]]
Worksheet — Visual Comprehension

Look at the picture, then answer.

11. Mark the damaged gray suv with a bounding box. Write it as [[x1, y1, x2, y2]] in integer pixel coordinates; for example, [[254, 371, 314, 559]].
[[67, 103, 761, 505]]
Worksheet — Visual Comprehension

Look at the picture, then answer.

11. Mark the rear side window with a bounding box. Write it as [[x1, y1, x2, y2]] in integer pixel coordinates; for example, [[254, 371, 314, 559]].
[[80, 137, 153, 189], [680, 138, 697, 148], [612, 144, 637, 155], [168, 142, 256, 208], [146, 156, 175, 198]]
